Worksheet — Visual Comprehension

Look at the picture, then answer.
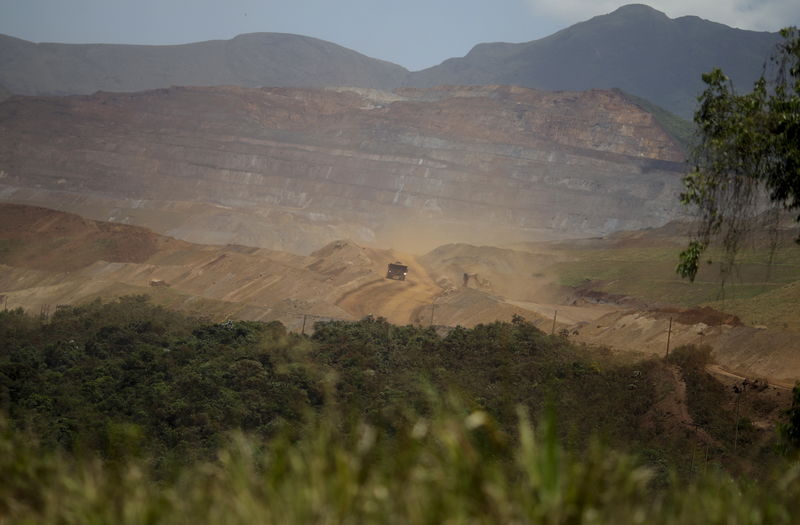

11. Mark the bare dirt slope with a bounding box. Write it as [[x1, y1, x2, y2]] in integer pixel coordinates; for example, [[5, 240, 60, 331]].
[[0, 204, 453, 330], [419, 243, 566, 301], [0, 205, 558, 330], [418, 241, 621, 328], [573, 308, 800, 387], [0, 202, 185, 271], [417, 236, 799, 384]]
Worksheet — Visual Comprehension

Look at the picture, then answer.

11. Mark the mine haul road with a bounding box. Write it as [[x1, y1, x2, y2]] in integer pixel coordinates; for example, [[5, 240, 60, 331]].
[[335, 254, 442, 325]]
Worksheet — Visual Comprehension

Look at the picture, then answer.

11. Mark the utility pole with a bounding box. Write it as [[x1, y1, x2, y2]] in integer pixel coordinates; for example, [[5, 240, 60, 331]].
[[734, 392, 741, 454], [734, 381, 747, 454], [551, 310, 558, 335], [301, 314, 308, 336], [430, 303, 436, 327], [665, 317, 673, 358]]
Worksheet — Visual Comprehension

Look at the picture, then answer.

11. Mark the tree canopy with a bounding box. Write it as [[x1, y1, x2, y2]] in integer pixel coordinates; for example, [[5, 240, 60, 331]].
[[678, 28, 800, 281]]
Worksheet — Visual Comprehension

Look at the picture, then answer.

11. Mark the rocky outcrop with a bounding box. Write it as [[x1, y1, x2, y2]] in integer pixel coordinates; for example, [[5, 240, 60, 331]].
[[0, 84, 687, 253]]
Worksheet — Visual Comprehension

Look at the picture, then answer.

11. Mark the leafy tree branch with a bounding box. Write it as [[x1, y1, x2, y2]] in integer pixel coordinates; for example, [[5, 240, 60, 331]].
[[679, 27, 800, 281]]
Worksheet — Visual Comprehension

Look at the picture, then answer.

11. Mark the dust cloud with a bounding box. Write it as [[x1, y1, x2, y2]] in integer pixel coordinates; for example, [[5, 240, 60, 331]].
[[372, 217, 555, 255]]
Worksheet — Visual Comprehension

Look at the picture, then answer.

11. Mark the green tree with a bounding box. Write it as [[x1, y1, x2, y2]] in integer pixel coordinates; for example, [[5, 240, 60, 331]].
[[678, 27, 800, 281]]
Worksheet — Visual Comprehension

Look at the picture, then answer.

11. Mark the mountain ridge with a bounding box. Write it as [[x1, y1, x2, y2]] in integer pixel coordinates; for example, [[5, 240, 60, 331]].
[[405, 4, 781, 117], [0, 4, 785, 118]]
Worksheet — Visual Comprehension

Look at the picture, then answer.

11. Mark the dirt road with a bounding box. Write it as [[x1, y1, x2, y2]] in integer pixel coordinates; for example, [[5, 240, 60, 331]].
[[705, 364, 795, 391], [505, 299, 621, 326], [334, 254, 443, 325]]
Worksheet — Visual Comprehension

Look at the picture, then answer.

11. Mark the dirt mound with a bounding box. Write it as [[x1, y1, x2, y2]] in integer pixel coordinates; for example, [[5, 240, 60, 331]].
[[330, 245, 443, 325], [651, 306, 742, 327], [309, 239, 365, 259], [308, 239, 390, 281], [419, 243, 568, 303], [305, 240, 398, 290], [0, 202, 110, 235], [0, 203, 182, 271], [413, 288, 550, 329], [571, 286, 647, 309]]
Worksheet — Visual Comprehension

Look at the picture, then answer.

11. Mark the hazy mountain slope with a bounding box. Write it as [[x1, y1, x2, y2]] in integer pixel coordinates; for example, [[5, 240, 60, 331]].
[[0, 32, 408, 96], [406, 4, 781, 118]]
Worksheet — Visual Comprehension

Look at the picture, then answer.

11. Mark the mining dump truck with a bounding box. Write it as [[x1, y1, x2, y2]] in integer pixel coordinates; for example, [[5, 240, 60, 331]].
[[386, 262, 408, 281]]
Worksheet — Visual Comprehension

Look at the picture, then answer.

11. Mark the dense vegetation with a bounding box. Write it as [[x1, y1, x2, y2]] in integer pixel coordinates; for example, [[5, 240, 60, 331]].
[[1, 296, 799, 522]]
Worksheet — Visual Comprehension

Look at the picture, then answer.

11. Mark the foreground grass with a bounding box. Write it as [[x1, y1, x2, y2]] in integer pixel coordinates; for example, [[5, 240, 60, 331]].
[[3, 406, 800, 525]]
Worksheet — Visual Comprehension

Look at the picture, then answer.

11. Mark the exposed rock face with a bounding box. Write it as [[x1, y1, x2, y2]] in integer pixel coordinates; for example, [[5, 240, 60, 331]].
[[0, 84, 686, 253]]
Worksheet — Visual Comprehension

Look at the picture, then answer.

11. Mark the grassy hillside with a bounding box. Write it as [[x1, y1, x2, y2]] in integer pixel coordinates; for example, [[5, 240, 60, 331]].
[[553, 237, 800, 331]]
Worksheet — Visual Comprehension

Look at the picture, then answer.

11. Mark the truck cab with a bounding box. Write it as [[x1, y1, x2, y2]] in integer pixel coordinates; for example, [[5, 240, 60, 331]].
[[386, 262, 408, 281]]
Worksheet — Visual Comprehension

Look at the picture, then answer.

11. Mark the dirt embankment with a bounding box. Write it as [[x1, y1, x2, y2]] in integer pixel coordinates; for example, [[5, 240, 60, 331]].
[[0, 203, 182, 271], [572, 307, 800, 386], [652, 306, 743, 327]]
